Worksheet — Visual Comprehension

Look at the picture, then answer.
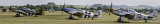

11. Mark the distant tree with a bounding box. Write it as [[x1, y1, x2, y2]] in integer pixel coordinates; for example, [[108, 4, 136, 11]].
[[84, 7, 87, 10], [45, 2, 56, 11], [23, 4, 41, 10], [159, 8, 160, 12], [26, 4, 34, 9], [103, 5, 108, 11], [150, 8, 153, 12], [89, 7, 94, 10], [47, 2, 56, 5], [67, 5, 70, 8], [97, 6, 103, 10], [144, 8, 148, 11], [137, 9, 141, 12], [53, 6, 60, 11], [69, 5, 76, 9]]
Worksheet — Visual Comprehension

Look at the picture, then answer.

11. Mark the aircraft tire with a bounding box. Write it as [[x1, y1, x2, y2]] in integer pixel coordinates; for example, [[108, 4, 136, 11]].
[[15, 14, 20, 17], [69, 16, 75, 20]]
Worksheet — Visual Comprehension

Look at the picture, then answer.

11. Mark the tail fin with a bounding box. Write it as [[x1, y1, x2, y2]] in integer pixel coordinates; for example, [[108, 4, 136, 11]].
[[149, 10, 158, 17], [148, 10, 158, 20], [95, 10, 102, 18]]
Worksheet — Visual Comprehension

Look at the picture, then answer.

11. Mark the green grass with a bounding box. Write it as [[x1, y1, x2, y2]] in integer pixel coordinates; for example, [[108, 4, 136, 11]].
[[0, 11, 160, 24]]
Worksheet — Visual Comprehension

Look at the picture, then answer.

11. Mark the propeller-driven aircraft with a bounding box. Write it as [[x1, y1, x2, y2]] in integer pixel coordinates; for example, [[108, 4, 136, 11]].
[[108, 3, 158, 23], [61, 3, 102, 20], [62, 8, 102, 20], [49, 8, 55, 12], [14, 7, 44, 17]]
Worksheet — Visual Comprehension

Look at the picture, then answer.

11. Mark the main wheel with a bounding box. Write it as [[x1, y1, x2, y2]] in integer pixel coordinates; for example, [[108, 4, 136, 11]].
[[15, 14, 20, 17], [117, 19, 122, 22], [69, 16, 75, 20]]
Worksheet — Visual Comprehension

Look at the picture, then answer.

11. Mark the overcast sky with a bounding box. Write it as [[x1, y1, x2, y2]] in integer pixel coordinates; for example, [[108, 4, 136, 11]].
[[0, 0, 160, 7]]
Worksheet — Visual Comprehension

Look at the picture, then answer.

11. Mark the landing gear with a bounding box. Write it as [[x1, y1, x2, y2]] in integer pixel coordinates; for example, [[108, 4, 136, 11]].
[[87, 16, 90, 19], [84, 15, 87, 18], [144, 18, 150, 23], [69, 16, 75, 19], [117, 16, 129, 23], [117, 16, 123, 22], [91, 16, 94, 20], [15, 13, 20, 17], [145, 20, 148, 22], [35, 15, 38, 17], [117, 18, 122, 22], [68, 15, 78, 20], [92, 17, 94, 20]]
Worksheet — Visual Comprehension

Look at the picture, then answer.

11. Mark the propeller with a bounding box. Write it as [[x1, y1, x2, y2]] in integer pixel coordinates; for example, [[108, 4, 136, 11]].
[[9, 6, 12, 12], [109, 2, 113, 16], [62, 2, 65, 14]]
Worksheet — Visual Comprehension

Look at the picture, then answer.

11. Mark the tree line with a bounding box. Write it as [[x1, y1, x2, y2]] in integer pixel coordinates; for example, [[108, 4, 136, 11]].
[[1, 2, 160, 12]]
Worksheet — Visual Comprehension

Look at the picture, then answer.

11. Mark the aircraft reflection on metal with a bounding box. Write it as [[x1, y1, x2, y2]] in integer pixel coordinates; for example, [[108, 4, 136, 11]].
[[61, 8, 102, 20], [108, 3, 158, 23]]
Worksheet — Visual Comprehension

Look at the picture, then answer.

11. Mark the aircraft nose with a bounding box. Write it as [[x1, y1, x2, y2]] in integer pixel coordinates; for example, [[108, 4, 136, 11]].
[[61, 8, 65, 11], [109, 8, 114, 13]]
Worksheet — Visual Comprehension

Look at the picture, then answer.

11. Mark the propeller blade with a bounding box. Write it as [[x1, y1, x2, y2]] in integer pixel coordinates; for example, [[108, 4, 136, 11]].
[[62, 2, 65, 8], [109, 12, 110, 16], [62, 11, 63, 14], [110, 2, 112, 8], [62, 2, 65, 14], [9, 6, 12, 12], [109, 2, 112, 16]]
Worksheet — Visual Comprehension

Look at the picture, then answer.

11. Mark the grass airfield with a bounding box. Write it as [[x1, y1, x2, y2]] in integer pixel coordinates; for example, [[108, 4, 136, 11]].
[[0, 11, 160, 24]]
